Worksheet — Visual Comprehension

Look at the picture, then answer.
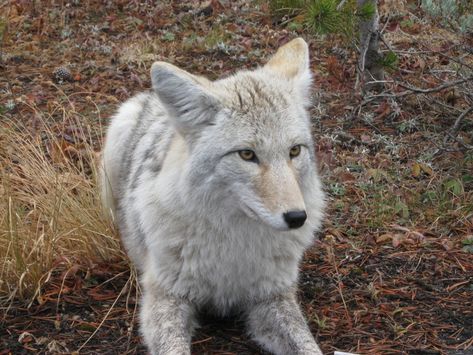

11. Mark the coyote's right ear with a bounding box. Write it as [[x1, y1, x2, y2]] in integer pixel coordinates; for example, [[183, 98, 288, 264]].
[[264, 38, 312, 105], [151, 62, 220, 139]]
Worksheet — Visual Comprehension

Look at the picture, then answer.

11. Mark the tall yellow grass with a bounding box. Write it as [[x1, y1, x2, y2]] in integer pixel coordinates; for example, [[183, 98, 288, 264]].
[[0, 118, 124, 306]]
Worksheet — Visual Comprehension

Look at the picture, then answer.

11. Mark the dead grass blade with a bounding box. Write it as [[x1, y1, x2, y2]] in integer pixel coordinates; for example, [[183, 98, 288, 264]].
[[0, 116, 124, 307]]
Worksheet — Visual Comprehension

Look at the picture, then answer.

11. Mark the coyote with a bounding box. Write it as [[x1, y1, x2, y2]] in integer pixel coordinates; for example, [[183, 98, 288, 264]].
[[101, 38, 325, 355]]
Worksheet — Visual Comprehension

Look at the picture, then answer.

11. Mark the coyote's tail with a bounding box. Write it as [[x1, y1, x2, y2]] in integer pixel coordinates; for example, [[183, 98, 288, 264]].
[[99, 155, 117, 222]]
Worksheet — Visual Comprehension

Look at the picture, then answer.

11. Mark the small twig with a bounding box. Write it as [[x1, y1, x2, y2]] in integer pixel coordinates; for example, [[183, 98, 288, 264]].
[[78, 272, 132, 352], [326, 243, 352, 327], [359, 30, 371, 74], [394, 44, 461, 54], [337, 0, 348, 11], [191, 337, 213, 346], [359, 76, 473, 102], [379, 32, 395, 53], [380, 13, 392, 34], [126, 277, 140, 352], [334, 130, 375, 147], [390, 224, 425, 241], [444, 106, 473, 145], [364, 79, 394, 86], [451, 136, 473, 150], [393, 43, 473, 72], [431, 98, 463, 114], [397, 75, 473, 96], [437, 52, 473, 71]]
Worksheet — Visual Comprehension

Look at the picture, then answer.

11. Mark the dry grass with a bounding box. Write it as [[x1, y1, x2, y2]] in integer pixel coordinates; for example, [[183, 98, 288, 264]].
[[0, 114, 124, 307]]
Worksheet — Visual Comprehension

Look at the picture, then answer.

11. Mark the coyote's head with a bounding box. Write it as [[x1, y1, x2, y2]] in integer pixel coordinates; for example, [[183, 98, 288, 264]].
[[151, 38, 322, 231]]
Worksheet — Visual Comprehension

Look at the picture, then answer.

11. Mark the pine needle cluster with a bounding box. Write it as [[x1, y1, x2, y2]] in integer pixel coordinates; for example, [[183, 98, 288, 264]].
[[270, 0, 376, 37]]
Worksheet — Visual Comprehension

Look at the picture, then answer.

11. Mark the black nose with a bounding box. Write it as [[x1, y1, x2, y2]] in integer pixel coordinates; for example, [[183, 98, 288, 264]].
[[283, 210, 307, 229]]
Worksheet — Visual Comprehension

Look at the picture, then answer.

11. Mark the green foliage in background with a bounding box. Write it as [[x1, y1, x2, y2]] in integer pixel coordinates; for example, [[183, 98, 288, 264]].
[[421, 0, 473, 33], [270, 0, 398, 71], [270, 0, 306, 14], [377, 50, 399, 72], [270, 0, 376, 37]]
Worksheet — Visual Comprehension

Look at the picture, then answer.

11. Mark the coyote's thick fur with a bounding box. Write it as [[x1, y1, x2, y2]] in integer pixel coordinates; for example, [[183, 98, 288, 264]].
[[101, 38, 325, 355]]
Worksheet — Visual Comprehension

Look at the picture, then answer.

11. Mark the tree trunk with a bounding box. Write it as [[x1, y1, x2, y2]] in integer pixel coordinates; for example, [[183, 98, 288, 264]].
[[357, 0, 384, 92]]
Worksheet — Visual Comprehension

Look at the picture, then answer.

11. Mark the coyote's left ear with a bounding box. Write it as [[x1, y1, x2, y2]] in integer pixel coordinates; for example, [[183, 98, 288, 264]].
[[264, 38, 312, 102], [151, 62, 220, 141]]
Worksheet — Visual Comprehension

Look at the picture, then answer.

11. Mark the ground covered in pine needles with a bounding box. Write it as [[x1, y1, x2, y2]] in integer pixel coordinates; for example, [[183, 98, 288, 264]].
[[1, 1, 472, 354]]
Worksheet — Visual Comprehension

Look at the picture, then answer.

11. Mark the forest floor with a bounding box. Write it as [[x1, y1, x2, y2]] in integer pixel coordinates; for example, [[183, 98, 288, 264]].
[[1, 1, 472, 354]]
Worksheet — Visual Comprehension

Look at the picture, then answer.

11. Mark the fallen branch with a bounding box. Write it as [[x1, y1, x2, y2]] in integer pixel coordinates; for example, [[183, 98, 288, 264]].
[[397, 75, 473, 96], [358, 76, 473, 104], [444, 106, 473, 144]]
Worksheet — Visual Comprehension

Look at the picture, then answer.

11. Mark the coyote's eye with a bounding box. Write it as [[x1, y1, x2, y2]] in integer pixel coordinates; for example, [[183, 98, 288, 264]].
[[238, 150, 257, 162], [289, 145, 301, 158]]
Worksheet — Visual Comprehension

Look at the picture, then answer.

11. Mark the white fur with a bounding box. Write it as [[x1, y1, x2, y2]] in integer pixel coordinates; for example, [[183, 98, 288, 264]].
[[101, 38, 325, 355], [100, 93, 149, 220]]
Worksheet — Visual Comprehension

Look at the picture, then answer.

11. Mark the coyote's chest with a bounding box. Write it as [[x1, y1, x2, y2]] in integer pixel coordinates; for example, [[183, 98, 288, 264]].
[[151, 221, 302, 313]]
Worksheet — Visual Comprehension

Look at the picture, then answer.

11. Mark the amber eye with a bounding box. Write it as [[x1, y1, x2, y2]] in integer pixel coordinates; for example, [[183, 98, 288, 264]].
[[238, 150, 257, 162], [289, 145, 301, 158]]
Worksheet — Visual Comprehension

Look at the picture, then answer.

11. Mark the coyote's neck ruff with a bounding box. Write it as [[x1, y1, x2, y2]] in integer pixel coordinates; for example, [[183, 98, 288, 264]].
[[101, 38, 325, 355]]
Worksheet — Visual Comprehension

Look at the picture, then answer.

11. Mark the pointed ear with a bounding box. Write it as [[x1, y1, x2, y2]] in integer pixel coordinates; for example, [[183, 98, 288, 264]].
[[151, 62, 220, 139], [264, 38, 312, 102]]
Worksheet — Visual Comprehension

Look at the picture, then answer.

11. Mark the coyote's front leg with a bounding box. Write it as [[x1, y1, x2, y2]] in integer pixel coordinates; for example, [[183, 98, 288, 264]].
[[140, 278, 196, 355], [246, 293, 323, 355]]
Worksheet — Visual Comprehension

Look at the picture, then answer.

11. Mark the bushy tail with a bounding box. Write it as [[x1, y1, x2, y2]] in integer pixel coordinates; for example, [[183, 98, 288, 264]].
[[99, 155, 117, 222]]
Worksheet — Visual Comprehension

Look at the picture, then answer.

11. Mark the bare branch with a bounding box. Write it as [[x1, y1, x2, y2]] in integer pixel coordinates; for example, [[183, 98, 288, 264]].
[[397, 76, 473, 96], [443, 106, 473, 146]]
